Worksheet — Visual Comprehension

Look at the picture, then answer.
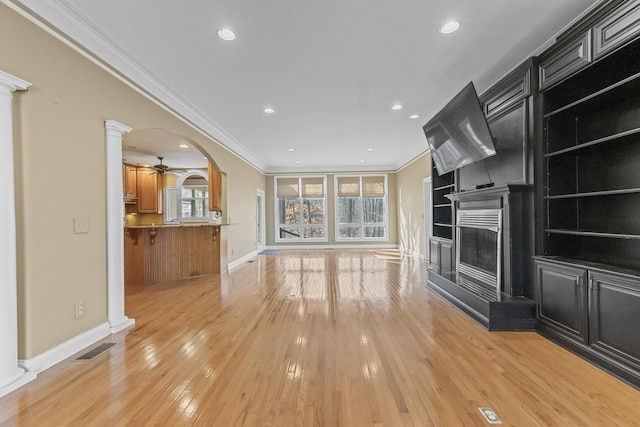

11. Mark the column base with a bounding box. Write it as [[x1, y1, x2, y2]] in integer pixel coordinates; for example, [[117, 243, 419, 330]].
[[0, 368, 37, 398], [110, 316, 135, 334]]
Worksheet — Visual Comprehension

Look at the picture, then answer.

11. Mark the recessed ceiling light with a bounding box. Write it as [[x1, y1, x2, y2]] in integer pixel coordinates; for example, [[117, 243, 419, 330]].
[[440, 21, 460, 34], [367, 148, 374, 151], [288, 148, 295, 152], [264, 107, 275, 114], [179, 144, 189, 149], [217, 29, 236, 41], [391, 104, 403, 111], [409, 114, 420, 119], [296, 161, 302, 164], [360, 159, 366, 163]]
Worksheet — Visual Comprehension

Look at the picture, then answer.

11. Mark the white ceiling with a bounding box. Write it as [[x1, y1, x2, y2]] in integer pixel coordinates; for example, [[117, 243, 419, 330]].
[[14, 0, 599, 172]]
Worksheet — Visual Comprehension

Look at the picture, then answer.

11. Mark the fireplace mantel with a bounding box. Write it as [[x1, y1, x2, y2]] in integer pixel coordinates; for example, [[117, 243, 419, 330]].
[[446, 184, 532, 204], [428, 183, 536, 330]]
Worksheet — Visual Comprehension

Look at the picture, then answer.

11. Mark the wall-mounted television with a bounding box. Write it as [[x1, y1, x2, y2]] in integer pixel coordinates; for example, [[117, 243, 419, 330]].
[[423, 82, 496, 176]]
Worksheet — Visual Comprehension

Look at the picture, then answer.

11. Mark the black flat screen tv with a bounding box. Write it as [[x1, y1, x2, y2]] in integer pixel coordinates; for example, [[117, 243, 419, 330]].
[[423, 82, 496, 176]]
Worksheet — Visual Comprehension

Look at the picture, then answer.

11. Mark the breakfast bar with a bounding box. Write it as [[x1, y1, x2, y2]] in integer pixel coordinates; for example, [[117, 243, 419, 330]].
[[124, 224, 228, 285]]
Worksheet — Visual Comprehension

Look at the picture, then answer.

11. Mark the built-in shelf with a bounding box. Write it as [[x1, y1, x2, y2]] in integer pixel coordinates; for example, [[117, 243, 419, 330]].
[[545, 229, 640, 240], [545, 127, 640, 157], [546, 188, 640, 199], [544, 70, 640, 119], [434, 184, 455, 191]]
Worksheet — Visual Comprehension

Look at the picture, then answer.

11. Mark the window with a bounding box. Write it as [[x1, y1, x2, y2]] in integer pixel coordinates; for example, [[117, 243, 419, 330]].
[[335, 175, 387, 240], [181, 176, 209, 219], [165, 171, 213, 223], [275, 176, 326, 241]]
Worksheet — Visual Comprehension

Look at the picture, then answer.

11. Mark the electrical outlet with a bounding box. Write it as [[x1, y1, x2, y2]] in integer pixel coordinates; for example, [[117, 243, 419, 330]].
[[74, 217, 89, 234], [75, 301, 85, 320]]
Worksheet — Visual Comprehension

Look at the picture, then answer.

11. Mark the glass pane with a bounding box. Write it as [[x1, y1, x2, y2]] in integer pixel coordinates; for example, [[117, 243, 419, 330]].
[[194, 188, 205, 198], [302, 198, 324, 224], [181, 188, 193, 198], [363, 226, 385, 238], [278, 198, 300, 225], [195, 200, 206, 217], [181, 201, 192, 217], [339, 226, 361, 239], [363, 197, 384, 223], [279, 227, 301, 239], [337, 197, 361, 223], [303, 227, 325, 238]]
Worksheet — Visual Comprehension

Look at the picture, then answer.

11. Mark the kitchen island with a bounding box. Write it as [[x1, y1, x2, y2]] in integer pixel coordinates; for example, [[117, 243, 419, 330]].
[[124, 223, 228, 285]]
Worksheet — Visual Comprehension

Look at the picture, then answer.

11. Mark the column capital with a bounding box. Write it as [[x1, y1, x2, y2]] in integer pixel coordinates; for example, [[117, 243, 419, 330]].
[[0, 70, 30, 94], [105, 120, 132, 137]]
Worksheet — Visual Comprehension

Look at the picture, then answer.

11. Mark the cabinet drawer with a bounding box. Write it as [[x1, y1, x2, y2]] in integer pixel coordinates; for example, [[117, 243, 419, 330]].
[[535, 260, 588, 343], [539, 32, 592, 90], [593, 0, 640, 59], [589, 271, 640, 370]]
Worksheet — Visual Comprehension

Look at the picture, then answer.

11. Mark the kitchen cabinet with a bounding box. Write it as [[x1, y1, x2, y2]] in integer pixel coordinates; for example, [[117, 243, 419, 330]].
[[136, 167, 163, 214], [123, 163, 137, 203], [208, 162, 222, 212]]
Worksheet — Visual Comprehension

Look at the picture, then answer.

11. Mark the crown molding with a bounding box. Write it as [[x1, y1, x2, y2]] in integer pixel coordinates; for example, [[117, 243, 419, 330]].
[[7, 0, 266, 172]]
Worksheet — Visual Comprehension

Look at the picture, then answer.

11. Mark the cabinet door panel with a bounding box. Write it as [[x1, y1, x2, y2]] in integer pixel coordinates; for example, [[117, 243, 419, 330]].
[[440, 240, 454, 278], [428, 238, 440, 274], [208, 163, 223, 212], [540, 32, 591, 90], [137, 167, 159, 213], [535, 260, 588, 343], [593, 0, 640, 59], [590, 272, 640, 369]]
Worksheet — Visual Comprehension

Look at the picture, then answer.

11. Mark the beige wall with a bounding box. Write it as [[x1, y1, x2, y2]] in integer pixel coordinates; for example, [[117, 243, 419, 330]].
[[2, 3, 265, 358], [396, 152, 431, 257]]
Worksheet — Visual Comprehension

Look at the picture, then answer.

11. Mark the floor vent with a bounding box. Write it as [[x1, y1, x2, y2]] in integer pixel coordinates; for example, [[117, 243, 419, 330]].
[[76, 343, 116, 360]]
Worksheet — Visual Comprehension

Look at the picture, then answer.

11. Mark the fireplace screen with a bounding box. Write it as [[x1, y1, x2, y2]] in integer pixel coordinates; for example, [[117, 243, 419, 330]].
[[456, 209, 502, 299], [459, 228, 498, 275]]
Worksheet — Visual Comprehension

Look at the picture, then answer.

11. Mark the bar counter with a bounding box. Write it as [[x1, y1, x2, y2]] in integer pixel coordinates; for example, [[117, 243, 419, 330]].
[[124, 223, 228, 285]]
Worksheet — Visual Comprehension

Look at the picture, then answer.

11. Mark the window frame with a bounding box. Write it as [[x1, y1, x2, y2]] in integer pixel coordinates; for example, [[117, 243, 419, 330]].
[[334, 174, 388, 241], [167, 170, 214, 223], [274, 175, 328, 242]]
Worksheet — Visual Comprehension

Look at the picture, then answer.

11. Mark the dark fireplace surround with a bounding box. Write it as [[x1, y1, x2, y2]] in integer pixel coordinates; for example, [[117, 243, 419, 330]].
[[429, 184, 536, 330]]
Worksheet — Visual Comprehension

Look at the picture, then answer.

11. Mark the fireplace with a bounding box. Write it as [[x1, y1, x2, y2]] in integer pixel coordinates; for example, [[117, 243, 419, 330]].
[[456, 209, 502, 301]]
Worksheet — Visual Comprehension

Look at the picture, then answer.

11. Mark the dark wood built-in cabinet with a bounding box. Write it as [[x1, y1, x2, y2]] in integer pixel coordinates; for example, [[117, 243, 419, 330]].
[[535, 0, 640, 387], [428, 0, 640, 387], [428, 162, 455, 279]]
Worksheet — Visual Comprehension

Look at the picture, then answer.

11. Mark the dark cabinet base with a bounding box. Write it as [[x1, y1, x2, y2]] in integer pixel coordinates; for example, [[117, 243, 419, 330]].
[[535, 257, 640, 389], [428, 272, 536, 331]]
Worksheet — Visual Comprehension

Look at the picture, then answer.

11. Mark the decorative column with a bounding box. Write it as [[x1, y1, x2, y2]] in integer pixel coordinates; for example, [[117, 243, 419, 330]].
[[105, 120, 135, 333], [0, 70, 36, 397]]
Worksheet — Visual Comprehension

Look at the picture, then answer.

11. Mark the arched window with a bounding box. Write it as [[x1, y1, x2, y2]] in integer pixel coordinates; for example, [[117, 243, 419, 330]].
[[165, 170, 213, 222]]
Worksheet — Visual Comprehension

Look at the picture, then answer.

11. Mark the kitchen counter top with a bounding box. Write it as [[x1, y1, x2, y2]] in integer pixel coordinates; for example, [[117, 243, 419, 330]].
[[124, 223, 231, 229]]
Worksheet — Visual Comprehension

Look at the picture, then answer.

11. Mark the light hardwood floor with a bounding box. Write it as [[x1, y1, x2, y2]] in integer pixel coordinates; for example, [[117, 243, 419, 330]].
[[1, 249, 640, 426]]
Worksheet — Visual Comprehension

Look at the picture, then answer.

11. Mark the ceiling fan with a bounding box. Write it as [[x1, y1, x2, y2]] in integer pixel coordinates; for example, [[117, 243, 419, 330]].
[[152, 156, 170, 175]]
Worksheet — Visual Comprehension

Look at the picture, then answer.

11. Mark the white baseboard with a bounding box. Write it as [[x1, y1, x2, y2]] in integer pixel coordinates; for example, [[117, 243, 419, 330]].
[[228, 250, 258, 271], [264, 243, 398, 250], [398, 245, 426, 260], [0, 370, 37, 398], [18, 322, 111, 373]]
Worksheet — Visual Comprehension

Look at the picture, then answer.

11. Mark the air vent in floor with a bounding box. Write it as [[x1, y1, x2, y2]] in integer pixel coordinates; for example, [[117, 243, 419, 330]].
[[76, 343, 116, 360]]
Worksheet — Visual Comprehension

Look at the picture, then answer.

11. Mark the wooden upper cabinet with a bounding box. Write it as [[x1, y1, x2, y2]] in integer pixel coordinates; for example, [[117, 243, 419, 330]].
[[208, 162, 222, 212], [593, 0, 640, 59], [123, 163, 137, 201], [137, 167, 160, 213]]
